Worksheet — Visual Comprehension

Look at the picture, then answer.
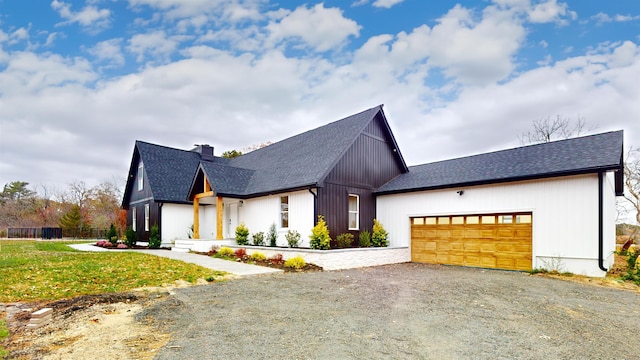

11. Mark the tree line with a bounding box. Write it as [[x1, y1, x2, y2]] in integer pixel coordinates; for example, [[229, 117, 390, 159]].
[[0, 180, 125, 238]]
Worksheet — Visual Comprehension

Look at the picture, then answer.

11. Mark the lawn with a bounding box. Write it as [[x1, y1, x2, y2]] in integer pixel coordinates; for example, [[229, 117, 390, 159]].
[[0, 240, 227, 302]]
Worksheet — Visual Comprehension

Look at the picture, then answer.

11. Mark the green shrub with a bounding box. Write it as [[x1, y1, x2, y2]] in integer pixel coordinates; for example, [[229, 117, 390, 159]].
[[148, 224, 161, 249], [371, 219, 389, 247], [250, 252, 267, 261], [310, 215, 331, 250], [268, 223, 278, 247], [284, 256, 306, 269], [252, 232, 265, 246], [359, 230, 371, 247], [125, 227, 137, 247], [217, 247, 235, 257], [235, 223, 250, 245], [336, 233, 354, 248], [285, 230, 301, 248], [106, 223, 118, 241]]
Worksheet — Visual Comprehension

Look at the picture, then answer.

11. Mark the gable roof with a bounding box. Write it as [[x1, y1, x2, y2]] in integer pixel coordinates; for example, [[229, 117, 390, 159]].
[[125, 105, 408, 204], [205, 105, 407, 197], [375, 130, 624, 195], [122, 141, 222, 206]]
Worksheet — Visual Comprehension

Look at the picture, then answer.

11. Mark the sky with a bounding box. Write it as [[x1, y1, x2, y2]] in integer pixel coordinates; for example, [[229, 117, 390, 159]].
[[0, 0, 639, 196]]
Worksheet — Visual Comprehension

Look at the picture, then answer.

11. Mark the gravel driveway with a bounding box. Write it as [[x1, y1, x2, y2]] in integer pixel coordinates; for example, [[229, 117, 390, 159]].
[[142, 263, 639, 360]]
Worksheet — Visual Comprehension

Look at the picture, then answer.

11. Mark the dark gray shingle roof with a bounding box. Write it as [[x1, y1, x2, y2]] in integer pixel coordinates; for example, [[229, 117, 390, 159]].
[[376, 130, 624, 194], [223, 105, 384, 196]]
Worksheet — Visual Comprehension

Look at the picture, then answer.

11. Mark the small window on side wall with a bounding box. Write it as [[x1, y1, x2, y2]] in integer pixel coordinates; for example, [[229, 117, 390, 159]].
[[138, 163, 144, 191], [144, 204, 150, 231], [132, 207, 137, 230], [280, 196, 289, 228], [348, 195, 359, 230]]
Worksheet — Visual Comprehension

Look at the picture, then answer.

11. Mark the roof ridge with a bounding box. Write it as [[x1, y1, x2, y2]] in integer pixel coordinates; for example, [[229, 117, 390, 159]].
[[412, 130, 624, 168]]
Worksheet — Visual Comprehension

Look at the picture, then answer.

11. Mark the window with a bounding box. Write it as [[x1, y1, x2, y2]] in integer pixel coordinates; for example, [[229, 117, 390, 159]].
[[498, 215, 513, 224], [132, 207, 137, 230], [481, 215, 495, 224], [425, 217, 437, 225], [138, 163, 144, 191], [451, 216, 464, 224], [516, 214, 532, 224], [413, 218, 424, 225], [348, 195, 359, 230], [466, 216, 479, 224], [144, 204, 150, 231], [437, 217, 449, 225], [280, 196, 289, 228]]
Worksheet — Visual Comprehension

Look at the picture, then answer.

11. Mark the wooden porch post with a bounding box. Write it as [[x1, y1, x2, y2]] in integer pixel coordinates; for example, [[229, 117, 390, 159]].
[[193, 197, 200, 239], [216, 196, 223, 240]]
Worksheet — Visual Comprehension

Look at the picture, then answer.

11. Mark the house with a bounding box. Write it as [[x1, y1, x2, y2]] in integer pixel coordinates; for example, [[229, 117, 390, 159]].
[[122, 105, 624, 277]]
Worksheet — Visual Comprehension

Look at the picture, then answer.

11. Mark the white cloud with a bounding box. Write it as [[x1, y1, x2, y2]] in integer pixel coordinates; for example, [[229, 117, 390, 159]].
[[592, 12, 640, 24], [127, 0, 263, 28], [527, 0, 575, 25], [425, 4, 526, 85], [372, 0, 405, 9], [8, 27, 29, 45], [88, 39, 125, 67], [51, 0, 111, 31], [267, 3, 360, 52], [127, 31, 188, 63]]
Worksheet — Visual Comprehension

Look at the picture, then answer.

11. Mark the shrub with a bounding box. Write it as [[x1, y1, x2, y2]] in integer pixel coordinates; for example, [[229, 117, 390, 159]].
[[125, 227, 137, 247], [106, 223, 118, 241], [250, 252, 267, 261], [336, 233, 354, 248], [359, 230, 371, 247], [252, 232, 265, 246], [96, 240, 107, 247], [310, 215, 331, 250], [285, 230, 301, 248], [103, 241, 113, 248], [268, 223, 278, 247], [371, 219, 389, 247], [234, 248, 248, 259], [235, 223, 250, 245], [217, 247, 235, 257], [148, 224, 161, 249], [117, 243, 128, 249], [284, 256, 306, 269], [270, 253, 284, 265]]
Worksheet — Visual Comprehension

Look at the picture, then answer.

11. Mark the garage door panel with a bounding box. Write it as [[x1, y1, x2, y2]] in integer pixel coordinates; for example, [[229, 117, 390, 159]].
[[411, 213, 532, 271]]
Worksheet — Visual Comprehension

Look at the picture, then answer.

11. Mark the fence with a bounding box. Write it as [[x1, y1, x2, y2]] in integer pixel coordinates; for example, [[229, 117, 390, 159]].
[[6, 227, 107, 239]]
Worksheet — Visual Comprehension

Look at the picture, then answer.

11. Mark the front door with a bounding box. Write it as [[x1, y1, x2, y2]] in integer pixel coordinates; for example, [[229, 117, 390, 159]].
[[226, 202, 239, 239]]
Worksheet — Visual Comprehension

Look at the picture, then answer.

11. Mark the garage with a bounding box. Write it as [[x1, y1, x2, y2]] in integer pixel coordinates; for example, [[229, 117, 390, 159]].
[[411, 213, 532, 271]]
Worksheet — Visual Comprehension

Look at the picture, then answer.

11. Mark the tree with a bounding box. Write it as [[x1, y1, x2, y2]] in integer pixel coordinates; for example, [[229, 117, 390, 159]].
[[222, 149, 243, 158], [624, 148, 640, 227], [519, 115, 593, 145]]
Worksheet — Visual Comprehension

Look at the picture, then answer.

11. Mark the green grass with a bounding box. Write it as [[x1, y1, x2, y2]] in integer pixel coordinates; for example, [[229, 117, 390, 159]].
[[0, 319, 7, 358], [0, 240, 227, 302]]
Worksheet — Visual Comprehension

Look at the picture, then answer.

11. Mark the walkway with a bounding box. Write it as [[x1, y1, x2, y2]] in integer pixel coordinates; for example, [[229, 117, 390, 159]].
[[69, 243, 283, 276]]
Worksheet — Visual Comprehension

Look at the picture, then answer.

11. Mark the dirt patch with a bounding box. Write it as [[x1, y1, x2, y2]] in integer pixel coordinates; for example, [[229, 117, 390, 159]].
[[1, 284, 197, 360]]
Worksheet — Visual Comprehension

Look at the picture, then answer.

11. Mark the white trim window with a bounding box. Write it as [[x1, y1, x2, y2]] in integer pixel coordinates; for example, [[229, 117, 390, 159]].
[[280, 196, 289, 228], [348, 194, 359, 230], [144, 204, 150, 231], [138, 163, 144, 191], [132, 207, 137, 230]]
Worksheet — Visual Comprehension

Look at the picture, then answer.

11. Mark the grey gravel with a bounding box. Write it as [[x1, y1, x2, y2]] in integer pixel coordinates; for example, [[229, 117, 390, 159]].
[[141, 263, 639, 360]]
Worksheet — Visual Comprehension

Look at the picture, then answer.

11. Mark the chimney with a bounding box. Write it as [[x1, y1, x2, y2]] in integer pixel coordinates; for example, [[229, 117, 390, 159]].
[[192, 144, 215, 160]]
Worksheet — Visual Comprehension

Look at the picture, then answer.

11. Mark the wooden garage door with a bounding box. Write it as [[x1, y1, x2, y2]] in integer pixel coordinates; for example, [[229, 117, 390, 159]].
[[411, 213, 532, 271]]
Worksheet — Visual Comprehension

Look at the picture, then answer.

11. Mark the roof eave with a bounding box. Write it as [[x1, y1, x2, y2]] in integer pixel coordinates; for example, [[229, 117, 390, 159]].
[[374, 165, 623, 196]]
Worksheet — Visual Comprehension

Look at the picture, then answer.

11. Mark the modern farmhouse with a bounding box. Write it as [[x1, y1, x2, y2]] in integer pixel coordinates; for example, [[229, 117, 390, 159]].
[[122, 105, 624, 276]]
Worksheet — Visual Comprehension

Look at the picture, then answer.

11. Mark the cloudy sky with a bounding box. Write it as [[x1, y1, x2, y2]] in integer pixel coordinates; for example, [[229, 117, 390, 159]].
[[0, 0, 638, 193]]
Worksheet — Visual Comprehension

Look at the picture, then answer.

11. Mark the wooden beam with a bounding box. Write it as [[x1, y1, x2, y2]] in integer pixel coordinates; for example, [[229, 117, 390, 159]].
[[194, 191, 214, 199], [193, 197, 200, 239], [205, 178, 211, 192], [216, 196, 223, 240]]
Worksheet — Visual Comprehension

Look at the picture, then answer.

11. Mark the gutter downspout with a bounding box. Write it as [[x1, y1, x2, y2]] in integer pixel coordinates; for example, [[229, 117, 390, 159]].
[[308, 187, 318, 225], [598, 171, 608, 272]]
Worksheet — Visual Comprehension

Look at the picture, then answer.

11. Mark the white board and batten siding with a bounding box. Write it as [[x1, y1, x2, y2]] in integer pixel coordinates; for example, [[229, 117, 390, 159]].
[[160, 203, 193, 245], [376, 173, 617, 277], [238, 190, 315, 248]]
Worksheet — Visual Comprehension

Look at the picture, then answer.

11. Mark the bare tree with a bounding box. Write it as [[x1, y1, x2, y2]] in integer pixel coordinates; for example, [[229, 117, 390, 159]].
[[519, 115, 593, 145], [624, 147, 640, 226]]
